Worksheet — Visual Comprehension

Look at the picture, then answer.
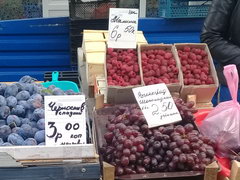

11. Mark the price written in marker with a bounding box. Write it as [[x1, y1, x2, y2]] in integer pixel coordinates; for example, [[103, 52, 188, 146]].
[[133, 84, 182, 128], [44, 95, 87, 146], [108, 8, 139, 49]]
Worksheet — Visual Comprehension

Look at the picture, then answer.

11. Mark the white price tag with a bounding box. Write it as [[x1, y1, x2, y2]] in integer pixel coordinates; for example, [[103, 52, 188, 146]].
[[133, 84, 182, 128], [44, 95, 87, 146], [108, 8, 138, 49]]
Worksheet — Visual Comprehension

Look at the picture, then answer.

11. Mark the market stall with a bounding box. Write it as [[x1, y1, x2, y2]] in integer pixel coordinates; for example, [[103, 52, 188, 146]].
[[0, 0, 240, 180], [77, 5, 240, 180]]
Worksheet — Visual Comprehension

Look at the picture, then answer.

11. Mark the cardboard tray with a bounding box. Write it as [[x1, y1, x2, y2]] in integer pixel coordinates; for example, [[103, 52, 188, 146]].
[[104, 46, 144, 104], [138, 44, 183, 93], [174, 43, 219, 103], [94, 105, 205, 180]]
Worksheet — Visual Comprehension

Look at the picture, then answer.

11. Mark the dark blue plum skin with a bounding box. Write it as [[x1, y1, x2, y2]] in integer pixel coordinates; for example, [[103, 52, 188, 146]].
[[32, 108, 44, 121], [16, 91, 30, 101], [4, 84, 18, 98], [34, 130, 45, 143], [7, 115, 21, 127], [0, 106, 10, 119], [37, 119, 45, 130], [23, 138, 37, 146], [8, 133, 24, 145], [6, 96, 17, 108], [11, 105, 25, 117]]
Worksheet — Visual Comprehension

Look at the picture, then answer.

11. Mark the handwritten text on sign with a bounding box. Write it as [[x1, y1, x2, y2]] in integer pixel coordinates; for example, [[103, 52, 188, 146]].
[[108, 8, 138, 49], [133, 84, 182, 128], [44, 95, 86, 146]]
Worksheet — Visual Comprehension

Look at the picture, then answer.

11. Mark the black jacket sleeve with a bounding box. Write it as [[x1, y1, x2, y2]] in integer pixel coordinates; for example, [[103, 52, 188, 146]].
[[200, 0, 240, 66]]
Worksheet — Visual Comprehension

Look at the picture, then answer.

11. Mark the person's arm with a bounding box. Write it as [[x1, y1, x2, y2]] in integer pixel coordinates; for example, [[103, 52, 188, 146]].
[[200, 0, 240, 66]]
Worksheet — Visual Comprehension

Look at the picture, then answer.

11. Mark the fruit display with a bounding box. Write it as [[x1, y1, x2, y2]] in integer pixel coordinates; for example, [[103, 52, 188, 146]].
[[106, 48, 141, 86], [0, 76, 80, 146], [173, 97, 197, 123], [100, 99, 216, 176], [177, 46, 214, 85], [141, 48, 179, 85]]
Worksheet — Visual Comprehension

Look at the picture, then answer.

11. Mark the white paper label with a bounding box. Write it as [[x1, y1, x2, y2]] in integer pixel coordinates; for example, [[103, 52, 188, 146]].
[[44, 95, 87, 146], [133, 84, 182, 128], [108, 8, 138, 49]]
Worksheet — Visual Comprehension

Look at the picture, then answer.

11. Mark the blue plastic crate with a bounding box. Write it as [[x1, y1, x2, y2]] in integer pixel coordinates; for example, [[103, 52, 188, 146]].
[[159, 0, 212, 18]]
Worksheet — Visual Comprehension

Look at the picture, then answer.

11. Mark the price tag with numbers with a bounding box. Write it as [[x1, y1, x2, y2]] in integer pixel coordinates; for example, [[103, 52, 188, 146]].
[[44, 95, 87, 146], [133, 84, 182, 128], [108, 8, 138, 49]]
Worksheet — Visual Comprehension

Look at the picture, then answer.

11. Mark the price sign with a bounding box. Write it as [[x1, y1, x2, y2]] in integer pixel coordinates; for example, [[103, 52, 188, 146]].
[[133, 84, 182, 128], [108, 8, 138, 49], [44, 95, 86, 146]]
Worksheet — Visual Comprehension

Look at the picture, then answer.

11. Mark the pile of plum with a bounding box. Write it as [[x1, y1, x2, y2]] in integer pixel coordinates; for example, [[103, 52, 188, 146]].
[[0, 76, 79, 146]]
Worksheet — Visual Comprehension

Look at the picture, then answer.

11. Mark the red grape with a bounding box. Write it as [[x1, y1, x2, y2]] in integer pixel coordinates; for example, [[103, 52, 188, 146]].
[[101, 104, 215, 176], [116, 166, 124, 176], [137, 144, 145, 152], [120, 156, 129, 167], [123, 148, 131, 156], [124, 139, 133, 148], [129, 154, 137, 163]]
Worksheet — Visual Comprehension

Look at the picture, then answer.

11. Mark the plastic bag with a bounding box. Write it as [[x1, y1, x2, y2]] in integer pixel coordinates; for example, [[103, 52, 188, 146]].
[[199, 64, 240, 157]]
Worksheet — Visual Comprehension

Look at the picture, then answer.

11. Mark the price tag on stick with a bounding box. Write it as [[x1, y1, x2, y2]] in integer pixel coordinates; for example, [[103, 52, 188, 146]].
[[44, 95, 87, 146], [133, 84, 182, 128], [108, 8, 139, 49]]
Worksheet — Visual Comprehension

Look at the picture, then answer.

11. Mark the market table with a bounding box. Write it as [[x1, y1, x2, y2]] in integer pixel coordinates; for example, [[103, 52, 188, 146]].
[[0, 152, 101, 180]]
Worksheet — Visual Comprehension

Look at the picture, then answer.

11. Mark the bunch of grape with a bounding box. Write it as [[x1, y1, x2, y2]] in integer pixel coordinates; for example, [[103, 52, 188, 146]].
[[0, 75, 81, 146], [173, 97, 198, 123], [100, 104, 215, 176]]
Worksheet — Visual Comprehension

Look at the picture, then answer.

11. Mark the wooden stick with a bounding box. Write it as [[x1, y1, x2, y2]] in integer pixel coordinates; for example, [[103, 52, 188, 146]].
[[204, 161, 219, 180], [230, 160, 240, 180], [103, 162, 115, 180]]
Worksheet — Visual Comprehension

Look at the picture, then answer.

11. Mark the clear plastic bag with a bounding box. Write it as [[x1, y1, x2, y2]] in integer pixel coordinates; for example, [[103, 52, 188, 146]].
[[199, 64, 240, 157]]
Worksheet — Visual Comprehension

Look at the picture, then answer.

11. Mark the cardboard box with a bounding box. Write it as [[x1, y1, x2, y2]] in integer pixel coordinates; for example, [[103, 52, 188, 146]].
[[174, 43, 219, 104], [104, 47, 143, 104], [138, 43, 183, 93]]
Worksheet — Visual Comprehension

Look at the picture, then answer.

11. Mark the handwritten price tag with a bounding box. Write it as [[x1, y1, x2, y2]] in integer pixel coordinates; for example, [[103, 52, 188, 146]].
[[133, 84, 182, 128], [44, 95, 87, 146], [108, 8, 138, 49]]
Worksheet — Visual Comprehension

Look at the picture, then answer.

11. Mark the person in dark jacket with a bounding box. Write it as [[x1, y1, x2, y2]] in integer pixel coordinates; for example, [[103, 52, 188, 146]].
[[201, 0, 240, 104]]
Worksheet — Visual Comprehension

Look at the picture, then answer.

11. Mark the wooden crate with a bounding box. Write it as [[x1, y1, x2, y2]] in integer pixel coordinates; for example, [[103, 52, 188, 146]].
[[0, 144, 98, 161], [102, 158, 240, 180], [85, 52, 105, 86], [94, 105, 221, 180], [204, 158, 240, 180]]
